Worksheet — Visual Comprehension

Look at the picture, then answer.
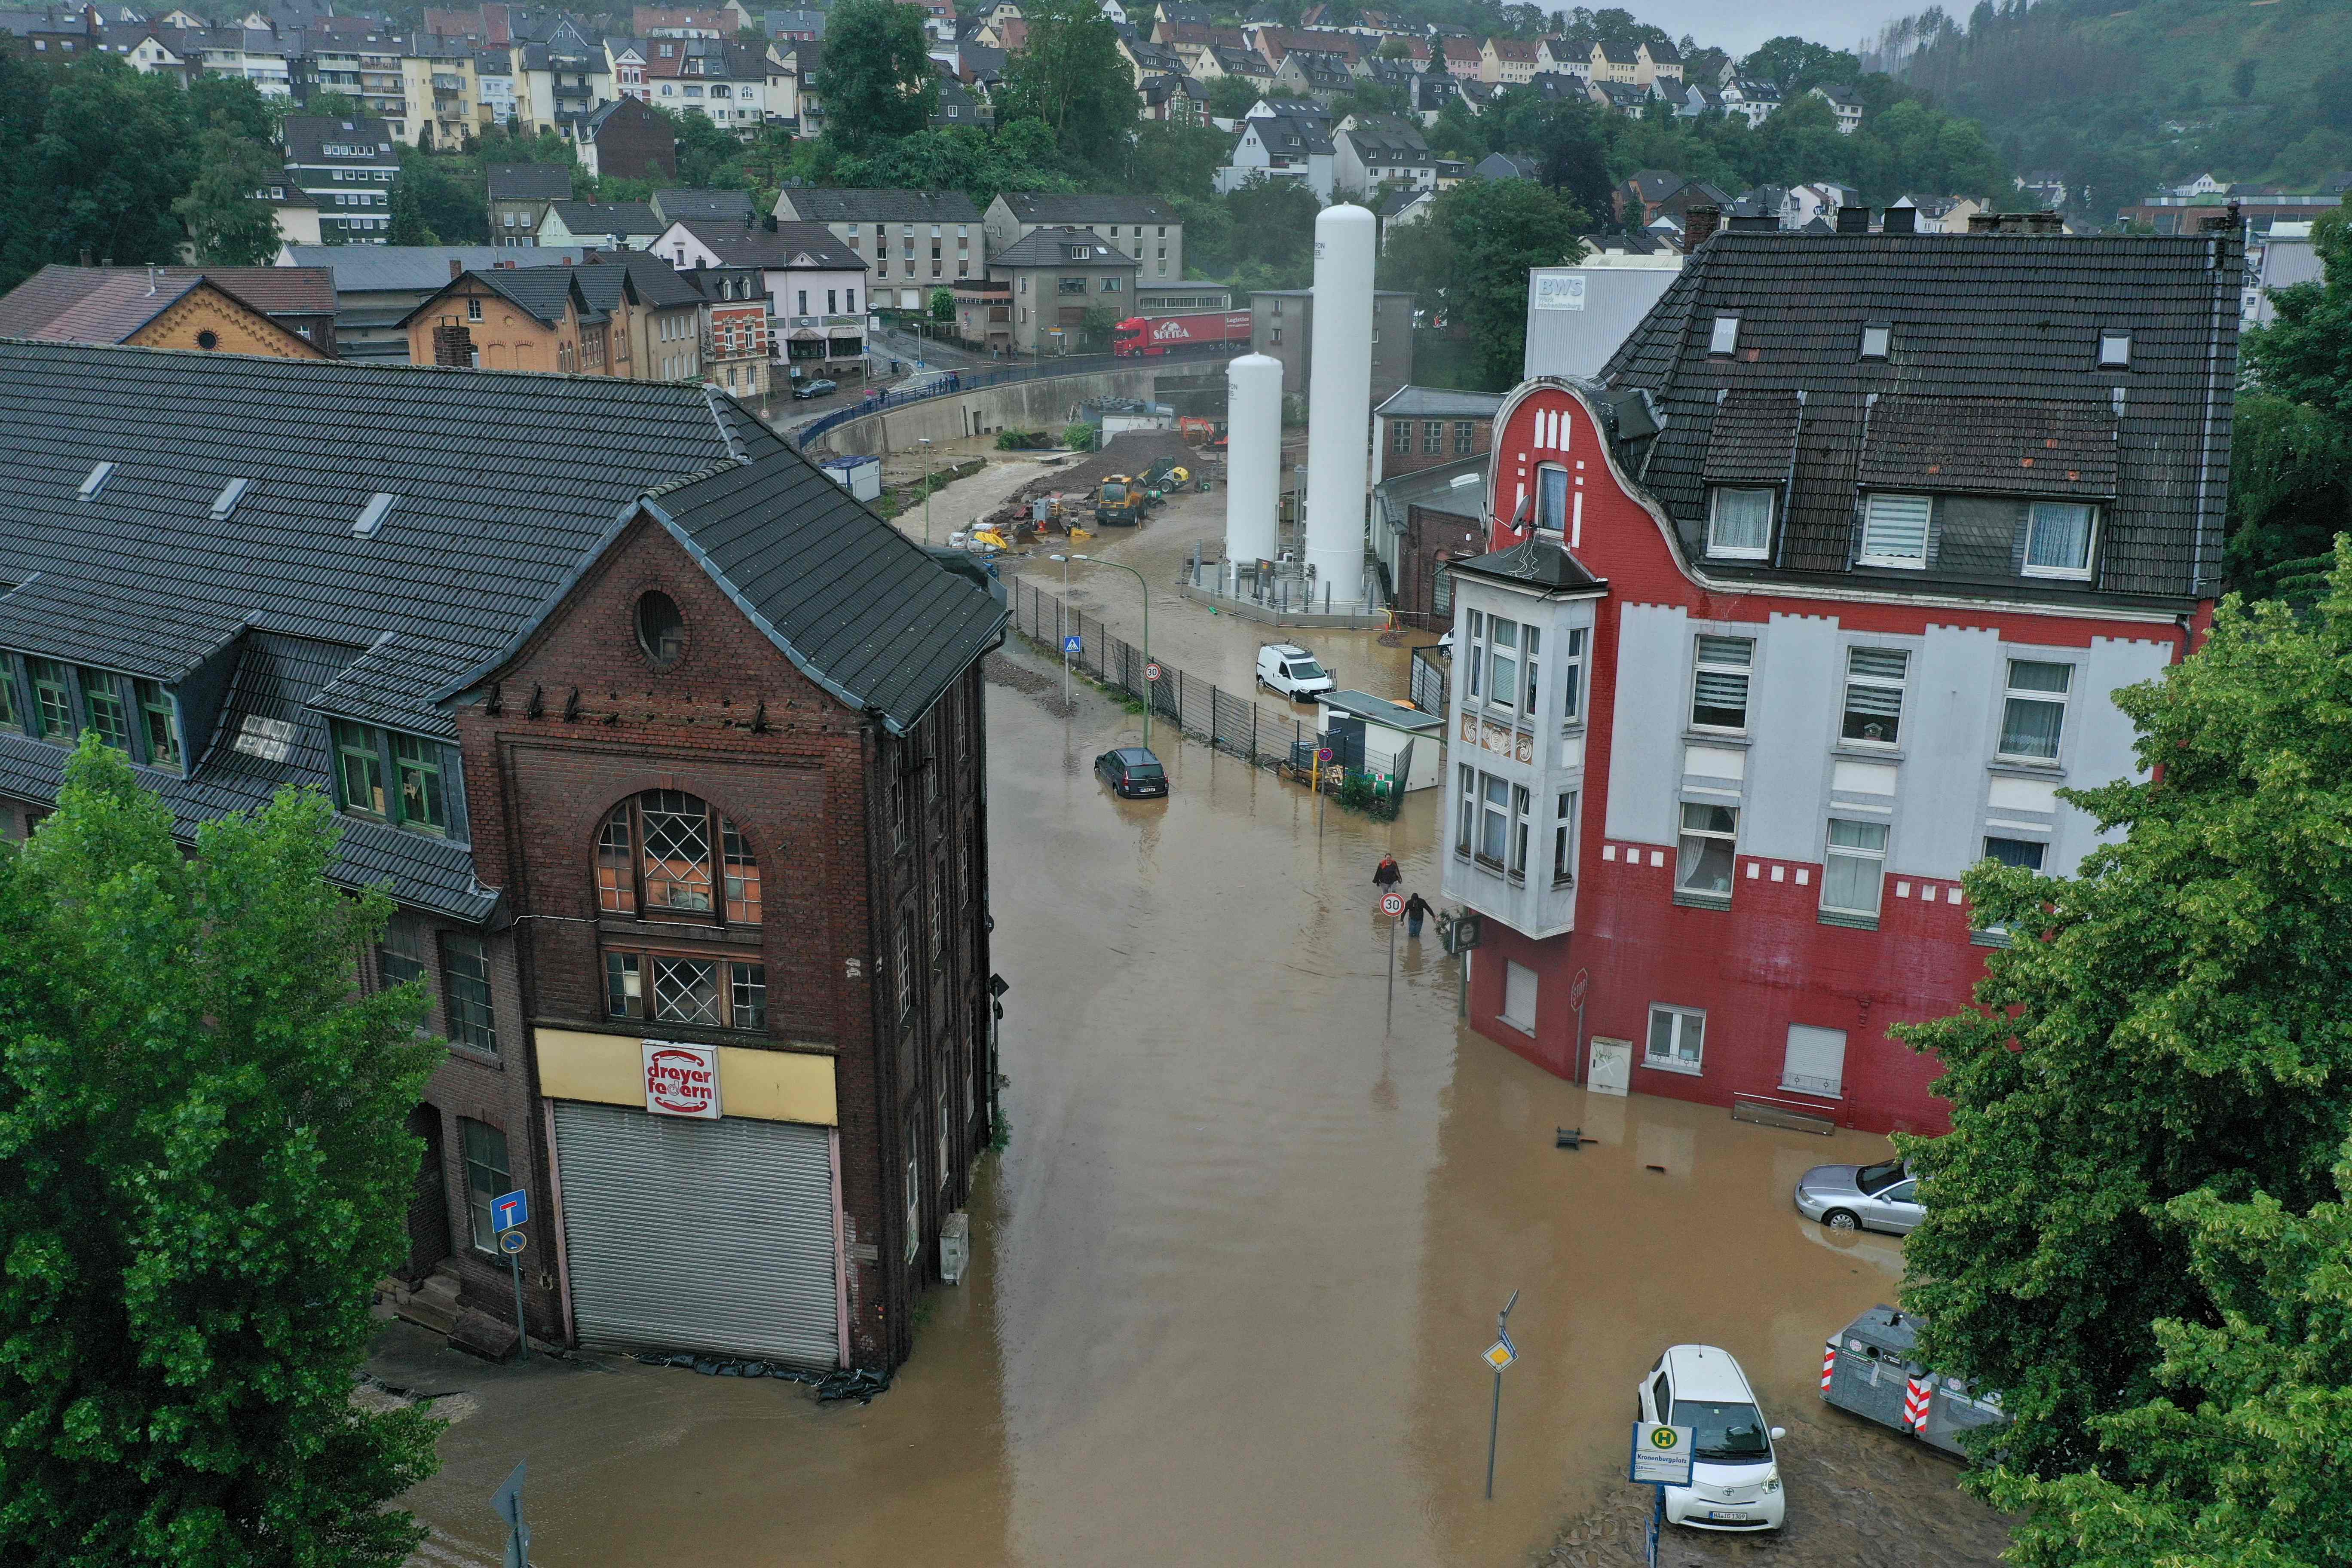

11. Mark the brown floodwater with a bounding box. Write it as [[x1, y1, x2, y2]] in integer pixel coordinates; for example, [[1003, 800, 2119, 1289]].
[[391, 637, 1922, 1568]]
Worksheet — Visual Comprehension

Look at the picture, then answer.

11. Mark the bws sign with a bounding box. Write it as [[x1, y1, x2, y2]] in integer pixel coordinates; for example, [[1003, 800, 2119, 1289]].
[[642, 1041, 722, 1119]]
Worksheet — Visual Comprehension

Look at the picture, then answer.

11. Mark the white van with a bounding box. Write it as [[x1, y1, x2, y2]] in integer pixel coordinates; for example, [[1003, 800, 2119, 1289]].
[[1256, 643, 1335, 700]]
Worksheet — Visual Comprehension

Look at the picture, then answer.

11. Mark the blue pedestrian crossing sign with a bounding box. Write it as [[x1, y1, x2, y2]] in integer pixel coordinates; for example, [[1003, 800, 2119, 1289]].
[[1062, 635, 1083, 654], [492, 1189, 528, 1232]]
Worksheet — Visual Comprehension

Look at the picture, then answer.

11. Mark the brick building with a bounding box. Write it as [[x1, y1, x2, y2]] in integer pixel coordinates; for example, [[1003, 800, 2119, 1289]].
[[578, 95, 678, 183], [1437, 227, 2240, 1135], [1249, 286, 1414, 409], [0, 265, 335, 358], [1373, 384, 1500, 481], [0, 343, 1005, 1370]]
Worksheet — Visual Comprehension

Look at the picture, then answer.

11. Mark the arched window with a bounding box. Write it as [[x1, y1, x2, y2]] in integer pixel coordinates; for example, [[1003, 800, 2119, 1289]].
[[595, 790, 761, 925]]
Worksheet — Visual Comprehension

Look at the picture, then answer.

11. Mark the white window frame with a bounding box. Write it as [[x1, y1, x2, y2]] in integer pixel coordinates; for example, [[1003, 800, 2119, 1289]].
[[1675, 801, 1739, 901], [1508, 784, 1532, 880], [1859, 322, 1889, 359], [1534, 463, 1568, 533], [1998, 658, 2073, 763], [1858, 492, 1932, 569], [1560, 626, 1585, 722], [1501, 960, 1537, 1033], [1688, 634, 1753, 732], [1820, 817, 1888, 918], [1708, 314, 1739, 355], [1476, 771, 1510, 867], [1645, 1003, 1705, 1074], [2098, 328, 2131, 368], [2022, 500, 2098, 580], [1839, 646, 1908, 747], [1781, 1024, 1847, 1099], [1705, 486, 1773, 560], [1455, 762, 1475, 856], [1552, 789, 1576, 885]]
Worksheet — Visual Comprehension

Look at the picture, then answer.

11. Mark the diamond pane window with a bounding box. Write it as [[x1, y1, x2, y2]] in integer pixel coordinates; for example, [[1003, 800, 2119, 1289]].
[[652, 956, 721, 1025], [641, 790, 714, 912]]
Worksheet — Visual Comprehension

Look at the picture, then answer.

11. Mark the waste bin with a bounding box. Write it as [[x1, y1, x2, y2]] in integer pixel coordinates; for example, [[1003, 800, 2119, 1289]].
[[1820, 1305, 2006, 1458]]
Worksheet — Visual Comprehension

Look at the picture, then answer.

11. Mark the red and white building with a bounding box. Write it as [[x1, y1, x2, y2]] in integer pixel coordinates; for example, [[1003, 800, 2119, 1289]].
[[1439, 223, 2242, 1134]]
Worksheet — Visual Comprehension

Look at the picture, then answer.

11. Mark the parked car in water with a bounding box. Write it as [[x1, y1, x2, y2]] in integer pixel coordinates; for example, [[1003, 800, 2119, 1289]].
[[1794, 1157, 1923, 1235], [1256, 643, 1335, 700], [1094, 747, 1167, 799], [792, 378, 838, 400], [1635, 1344, 1787, 1532]]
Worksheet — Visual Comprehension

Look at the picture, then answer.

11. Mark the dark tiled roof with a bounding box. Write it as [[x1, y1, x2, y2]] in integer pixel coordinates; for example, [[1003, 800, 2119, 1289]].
[[1601, 231, 2240, 602], [546, 200, 663, 237], [281, 114, 397, 165], [1700, 389, 1800, 486], [998, 192, 1180, 226], [672, 219, 866, 270], [486, 161, 575, 202], [1452, 537, 1606, 591], [990, 227, 1140, 268], [0, 343, 1001, 915], [779, 188, 983, 224], [472, 266, 591, 326], [0, 268, 197, 343], [281, 245, 593, 293], [1594, 39, 1637, 62], [1858, 395, 2117, 500]]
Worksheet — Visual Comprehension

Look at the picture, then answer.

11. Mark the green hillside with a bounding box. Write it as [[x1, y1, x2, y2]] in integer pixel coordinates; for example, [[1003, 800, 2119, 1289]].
[[1887, 0, 2352, 211]]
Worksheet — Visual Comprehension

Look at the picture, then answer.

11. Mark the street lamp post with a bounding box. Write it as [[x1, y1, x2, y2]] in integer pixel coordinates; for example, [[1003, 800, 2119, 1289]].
[[1047, 552, 1073, 711], [919, 436, 934, 545], [1071, 554, 1148, 751]]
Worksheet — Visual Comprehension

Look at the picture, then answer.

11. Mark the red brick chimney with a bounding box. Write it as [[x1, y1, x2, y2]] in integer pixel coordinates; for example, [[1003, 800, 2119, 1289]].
[[1681, 205, 1720, 252]]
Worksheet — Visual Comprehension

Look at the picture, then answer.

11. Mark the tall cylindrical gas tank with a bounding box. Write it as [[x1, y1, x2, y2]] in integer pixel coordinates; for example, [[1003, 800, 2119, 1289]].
[[1224, 353, 1282, 566], [1303, 203, 1376, 604]]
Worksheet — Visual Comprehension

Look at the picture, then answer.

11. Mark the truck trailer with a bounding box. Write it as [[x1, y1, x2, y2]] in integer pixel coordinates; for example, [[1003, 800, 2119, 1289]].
[[1111, 311, 1255, 358]]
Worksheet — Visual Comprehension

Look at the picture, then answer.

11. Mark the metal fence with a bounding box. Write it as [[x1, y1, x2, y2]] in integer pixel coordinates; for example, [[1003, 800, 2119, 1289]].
[[1007, 576, 1415, 795], [788, 341, 1249, 450]]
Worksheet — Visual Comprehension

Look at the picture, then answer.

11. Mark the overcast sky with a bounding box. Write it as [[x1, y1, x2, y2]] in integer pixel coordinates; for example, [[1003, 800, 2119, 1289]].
[[1654, 0, 1924, 58]]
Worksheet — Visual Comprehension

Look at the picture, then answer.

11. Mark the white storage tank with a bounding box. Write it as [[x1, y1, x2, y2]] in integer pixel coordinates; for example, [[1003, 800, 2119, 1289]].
[[1304, 204, 1375, 606], [1224, 353, 1282, 566]]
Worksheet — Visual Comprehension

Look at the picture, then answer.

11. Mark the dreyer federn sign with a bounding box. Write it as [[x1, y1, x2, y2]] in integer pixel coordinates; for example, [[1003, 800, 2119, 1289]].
[[642, 1041, 722, 1119]]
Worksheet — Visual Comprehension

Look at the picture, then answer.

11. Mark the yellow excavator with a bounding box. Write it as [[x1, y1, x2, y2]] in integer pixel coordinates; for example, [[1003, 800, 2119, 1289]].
[[1093, 475, 1147, 527]]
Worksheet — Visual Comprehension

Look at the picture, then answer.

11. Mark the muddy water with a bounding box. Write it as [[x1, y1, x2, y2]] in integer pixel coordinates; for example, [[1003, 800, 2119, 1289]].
[[397, 646, 1932, 1567]]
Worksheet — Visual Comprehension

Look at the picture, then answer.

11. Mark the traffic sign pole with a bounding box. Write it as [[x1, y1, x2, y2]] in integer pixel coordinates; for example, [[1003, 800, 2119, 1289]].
[[1381, 891, 1404, 1032], [1485, 1289, 1519, 1500], [507, 1240, 529, 1363]]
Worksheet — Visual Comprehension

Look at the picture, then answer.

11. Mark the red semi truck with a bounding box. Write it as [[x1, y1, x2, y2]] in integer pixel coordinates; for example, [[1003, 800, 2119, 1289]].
[[1111, 311, 1254, 357]]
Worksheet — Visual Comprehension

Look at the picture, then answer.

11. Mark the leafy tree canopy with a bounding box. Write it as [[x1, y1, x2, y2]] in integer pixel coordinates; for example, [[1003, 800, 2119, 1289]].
[[997, 0, 1133, 175], [171, 125, 282, 265], [813, 0, 937, 151], [0, 738, 442, 1567], [1895, 546, 2352, 1481]]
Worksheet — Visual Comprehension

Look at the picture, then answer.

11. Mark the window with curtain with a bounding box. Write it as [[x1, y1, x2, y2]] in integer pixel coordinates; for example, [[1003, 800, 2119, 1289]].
[[1675, 802, 1738, 899], [2000, 660, 2071, 760], [1821, 818, 1888, 916], [1535, 466, 1569, 533], [1706, 487, 1773, 558], [2023, 501, 2095, 578]]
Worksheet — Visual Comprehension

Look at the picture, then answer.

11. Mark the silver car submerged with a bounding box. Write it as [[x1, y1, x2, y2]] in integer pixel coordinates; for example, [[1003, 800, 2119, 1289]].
[[1793, 1156, 1923, 1235]]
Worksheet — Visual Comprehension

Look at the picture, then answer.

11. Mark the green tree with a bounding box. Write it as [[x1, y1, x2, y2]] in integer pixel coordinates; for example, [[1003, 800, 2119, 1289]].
[[1220, 173, 1320, 289], [171, 126, 282, 265], [662, 105, 748, 188], [814, 0, 936, 151], [1440, 177, 1584, 383], [2, 55, 199, 287], [386, 173, 437, 244], [1205, 74, 1259, 120], [0, 738, 443, 1566], [2243, 199, 2352, 419], [815, 119, 1074, 208], [2231, 55, 2257, 103], [998, 0, 1132, 172], [1739, 35, 1860, 93], [1894, 547, 2352, 1482], [929, 286, 955, 321], [301, 89, 365, 120], [2223, 393, 2352, 596], [394, 148, 488, 244], [1980, 1143, 2352, 1568]]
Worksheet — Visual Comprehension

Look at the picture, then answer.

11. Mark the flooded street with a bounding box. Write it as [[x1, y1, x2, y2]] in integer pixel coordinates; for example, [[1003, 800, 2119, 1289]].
[[385, 628, 1997, 1567]]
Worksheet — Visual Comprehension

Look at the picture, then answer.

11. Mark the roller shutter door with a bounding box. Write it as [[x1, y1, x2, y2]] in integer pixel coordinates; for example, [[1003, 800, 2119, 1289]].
[[553, 1102, 839, 1367]]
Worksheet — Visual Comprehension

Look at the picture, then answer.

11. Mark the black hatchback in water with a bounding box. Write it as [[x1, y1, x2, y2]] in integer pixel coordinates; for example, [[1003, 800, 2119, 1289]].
[[1095, 747, 1167, 799]]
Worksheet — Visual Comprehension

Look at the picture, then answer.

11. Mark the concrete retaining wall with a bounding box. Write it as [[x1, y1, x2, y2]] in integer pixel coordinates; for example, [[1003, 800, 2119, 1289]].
[[800, 367, 1170, 458]]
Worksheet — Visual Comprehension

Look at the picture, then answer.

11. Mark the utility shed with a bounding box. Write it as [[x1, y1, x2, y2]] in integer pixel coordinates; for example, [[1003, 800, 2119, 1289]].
[[1315, 688, 1442, 790]]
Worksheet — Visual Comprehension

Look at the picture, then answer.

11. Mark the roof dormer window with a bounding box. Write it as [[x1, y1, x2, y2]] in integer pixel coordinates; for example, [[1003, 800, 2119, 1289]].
[[2098, 328, 2131, 369], [1709, 314, 1739, 355]]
